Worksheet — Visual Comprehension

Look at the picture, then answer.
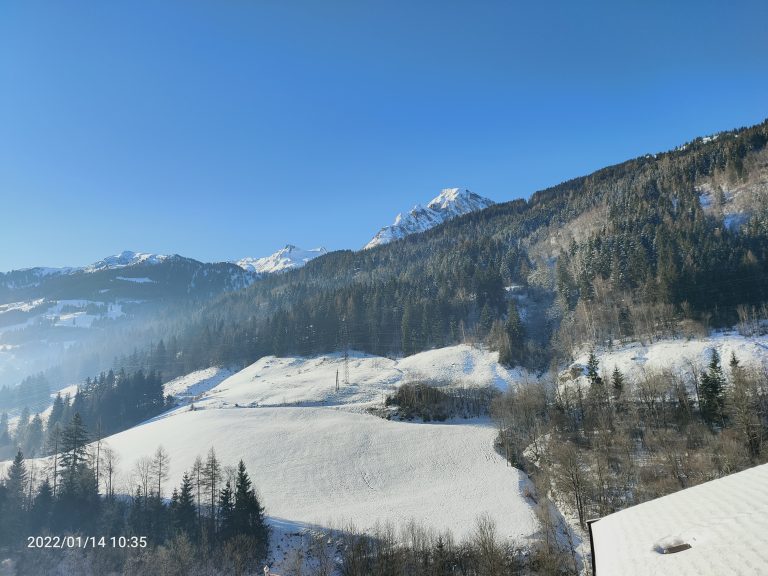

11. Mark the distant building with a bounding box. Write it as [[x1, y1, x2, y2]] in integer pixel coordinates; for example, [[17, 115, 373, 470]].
[[589, 463, 768, 575]]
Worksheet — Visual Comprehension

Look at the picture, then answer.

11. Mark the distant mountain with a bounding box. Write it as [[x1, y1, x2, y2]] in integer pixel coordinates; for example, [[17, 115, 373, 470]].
[[0, 252, 256, 304], [234, 245, 328, 275], [365, 188, 495, 249], [83, 250, 171, 272]]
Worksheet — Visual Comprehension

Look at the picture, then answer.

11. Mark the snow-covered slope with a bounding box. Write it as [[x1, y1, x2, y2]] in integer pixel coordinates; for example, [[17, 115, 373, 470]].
[[162, 366, 235, 400], [193, 344, 531, 411], [2, 345, 540, 552], [561, 332, 768, 390], [592, 462, 768, 576], [365, 188, 495, 249], [234, 245, 328, 274], [99, 408, 538, 542]]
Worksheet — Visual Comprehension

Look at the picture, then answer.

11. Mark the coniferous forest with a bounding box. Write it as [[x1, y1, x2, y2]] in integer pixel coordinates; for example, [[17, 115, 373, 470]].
[[86, 119, 768, 381]]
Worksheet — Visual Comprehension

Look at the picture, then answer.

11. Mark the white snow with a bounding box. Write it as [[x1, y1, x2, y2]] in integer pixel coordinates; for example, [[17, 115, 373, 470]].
[[84, 250, 170, 273], [83, 408, 538, 542], [194, 345, 530, 411], [115, 276, 156, 284], [365, 188, 494, 249], [234, 245, 327, 274], [591, 462, 768, 576], [163, 366, 235, 400], [0, 299, 46, 314], [0, 344, 540, 553], [564, 332, 768, 390]]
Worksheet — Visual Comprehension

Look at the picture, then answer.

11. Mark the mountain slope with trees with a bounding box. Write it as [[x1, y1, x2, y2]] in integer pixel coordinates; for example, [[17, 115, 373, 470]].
[[117, 119, 768, 379]]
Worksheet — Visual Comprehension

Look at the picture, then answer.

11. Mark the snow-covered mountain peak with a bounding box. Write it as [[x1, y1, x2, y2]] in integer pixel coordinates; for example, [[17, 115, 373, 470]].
[[427, 187, 487, 211], [84, 251, 171, 273], [234, 245, 327, 275], [365, 188, 494, 249]]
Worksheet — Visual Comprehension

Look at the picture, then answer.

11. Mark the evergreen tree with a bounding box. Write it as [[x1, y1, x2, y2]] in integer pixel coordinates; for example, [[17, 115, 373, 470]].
[[54, 413, 99, 531], [30, 478, 53, 531], [23, 414, 44, 457], [0, 412, 9, 459], [232, 460, 268, 558], [586, 351, 602, 388], [174, 472, 198, 537], [47, 393, 66, 432], [14, 406, 30, 446], [60, 413, 89, 474], [6, 450, 27, 510], [700, 349, 726, 426], [611, 366, 625, 406], [4, 450, 28, 539], [218, 480, 234, 540]]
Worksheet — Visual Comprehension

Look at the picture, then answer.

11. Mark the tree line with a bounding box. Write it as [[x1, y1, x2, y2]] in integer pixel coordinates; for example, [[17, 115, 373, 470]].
[[0, 413, 268, 576], [1, 368, 169, 462]]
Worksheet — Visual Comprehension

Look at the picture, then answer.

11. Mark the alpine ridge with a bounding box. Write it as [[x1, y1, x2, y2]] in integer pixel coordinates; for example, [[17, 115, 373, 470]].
[[233, 245, 328, 275], [364, 188, 495, 249]]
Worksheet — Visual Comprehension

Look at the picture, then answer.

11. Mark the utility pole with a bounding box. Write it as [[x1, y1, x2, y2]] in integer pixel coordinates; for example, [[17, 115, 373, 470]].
[[344, 348, 350, 386]]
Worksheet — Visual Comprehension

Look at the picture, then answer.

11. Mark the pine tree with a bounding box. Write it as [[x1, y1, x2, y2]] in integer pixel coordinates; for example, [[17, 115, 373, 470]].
[[218, 480, 234, 540], [700, 349, 726, 426], [174, 472, 198, 537], [23, 415, 44, 457], [232, 460, 268, 558], [30, 478, 53, 531], [4, 450, 28, 539], [6, 450, 27, 509], [586, 351, 601, 388], [611, 366, 625, 405], [0, 412, 9, 445], [60, 413, 89, 474], [47, 393, 66, 432]]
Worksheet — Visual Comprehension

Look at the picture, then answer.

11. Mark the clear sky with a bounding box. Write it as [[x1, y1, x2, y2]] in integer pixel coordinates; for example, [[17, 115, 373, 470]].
[[1, 0, 767, 271]]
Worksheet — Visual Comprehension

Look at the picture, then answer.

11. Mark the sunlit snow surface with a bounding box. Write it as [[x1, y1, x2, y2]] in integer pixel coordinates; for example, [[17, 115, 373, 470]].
[[564, 332, 768, 391], [1, 345, 540, 570], [592, 463, 768, 576], [194, 344, 532, 410]]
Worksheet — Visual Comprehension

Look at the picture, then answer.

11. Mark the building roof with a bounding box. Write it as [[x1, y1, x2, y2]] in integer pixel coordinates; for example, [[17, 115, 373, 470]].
[[590, 463, 768, 576]]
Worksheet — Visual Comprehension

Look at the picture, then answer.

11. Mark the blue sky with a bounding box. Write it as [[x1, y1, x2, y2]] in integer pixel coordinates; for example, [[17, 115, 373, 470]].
[[1, 0, 767, 271]]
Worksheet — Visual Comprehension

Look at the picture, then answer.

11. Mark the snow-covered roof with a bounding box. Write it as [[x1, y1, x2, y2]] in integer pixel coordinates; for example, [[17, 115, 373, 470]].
[[591, 463, 768, 575]]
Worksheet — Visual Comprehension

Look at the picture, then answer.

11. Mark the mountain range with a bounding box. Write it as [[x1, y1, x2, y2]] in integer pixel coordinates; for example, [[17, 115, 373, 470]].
[[0, 187, 496, 389]]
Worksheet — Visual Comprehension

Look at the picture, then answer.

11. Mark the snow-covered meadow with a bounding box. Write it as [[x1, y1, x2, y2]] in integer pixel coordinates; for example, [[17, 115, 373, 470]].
[[2, 345, 543, 572]]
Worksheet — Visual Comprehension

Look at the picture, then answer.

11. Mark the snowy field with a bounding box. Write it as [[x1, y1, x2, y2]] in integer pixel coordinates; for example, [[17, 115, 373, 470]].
[[101, 407, 538, 542], [162, 366, 235, 400], [1, 345, 542, 573]]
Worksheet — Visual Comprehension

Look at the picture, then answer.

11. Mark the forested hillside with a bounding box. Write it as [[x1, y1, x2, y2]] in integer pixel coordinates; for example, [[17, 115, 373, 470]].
[[114, 119, 768, 380]]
